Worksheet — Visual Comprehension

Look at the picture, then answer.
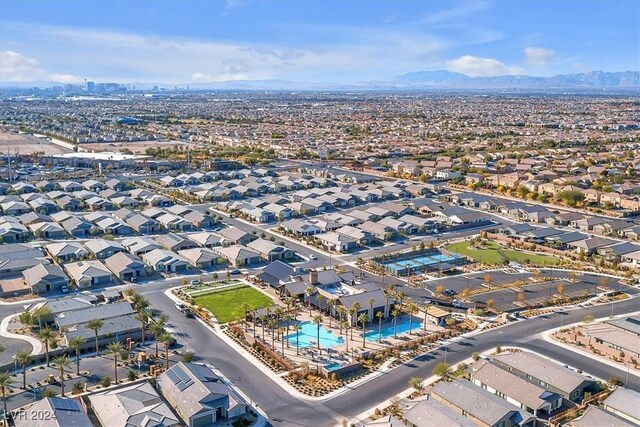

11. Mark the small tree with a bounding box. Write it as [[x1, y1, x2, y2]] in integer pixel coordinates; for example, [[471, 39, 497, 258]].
[[409, 376, 423, 394], [472, 352, 480, 361], [432, 362, 451, 380], [582, 314, 594, 324]]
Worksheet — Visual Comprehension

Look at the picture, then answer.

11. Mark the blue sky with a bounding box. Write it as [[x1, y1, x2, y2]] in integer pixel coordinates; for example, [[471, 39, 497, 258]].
[[1, 0, 638, 84]]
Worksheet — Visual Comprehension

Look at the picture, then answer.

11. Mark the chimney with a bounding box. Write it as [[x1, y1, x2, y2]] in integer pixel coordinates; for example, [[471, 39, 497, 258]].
[[309, 270, 319, 285]]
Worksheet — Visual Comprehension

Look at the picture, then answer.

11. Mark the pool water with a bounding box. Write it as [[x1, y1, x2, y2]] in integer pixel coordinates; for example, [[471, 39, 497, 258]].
[[363, 316, 423, 341], [286, 321, 344, 349], [324, 362, 342, 371]]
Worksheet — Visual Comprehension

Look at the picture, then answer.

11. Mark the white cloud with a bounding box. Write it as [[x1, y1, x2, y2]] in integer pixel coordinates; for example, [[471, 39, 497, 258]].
[[524, 47, 555, 65], [0, 50, 44, 81], [446, 55, 524, 77], [48, 73, 82, 83]]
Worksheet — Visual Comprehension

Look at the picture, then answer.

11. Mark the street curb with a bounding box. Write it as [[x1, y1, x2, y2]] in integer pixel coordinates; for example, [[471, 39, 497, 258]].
[[0, 313, 43, 356]]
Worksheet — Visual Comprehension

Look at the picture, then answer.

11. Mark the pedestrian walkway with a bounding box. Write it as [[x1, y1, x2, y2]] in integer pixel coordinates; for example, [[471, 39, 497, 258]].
[[0, 313, 42, 355]]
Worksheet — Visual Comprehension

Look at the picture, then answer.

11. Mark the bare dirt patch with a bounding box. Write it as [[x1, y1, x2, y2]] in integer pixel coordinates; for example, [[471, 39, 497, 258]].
[[0, 132, 72, 155]]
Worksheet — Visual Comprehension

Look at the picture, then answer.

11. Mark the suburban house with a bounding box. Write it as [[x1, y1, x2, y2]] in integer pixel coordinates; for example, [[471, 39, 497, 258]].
[[471, 360, 563, 417], [13, 397, 92, 427], [490, 352, 598, 402], [178, 248, 221, 269], [401, 396, 476, 427], [187, 232, 224, 248], [315, 231, 358, 252], [246, 238, 295, 262], [219, 227, 258, 246], [45, 242, 89, 262], [64, 260, 115, 287], [602, 388, 640, 425], [88, 381, 180, 427], [22, 263, 69, 294], [430, 379, 537, 427], [155, 233, 197, 252], [84, 239, 126, 259], [122, 237, 162, 257], [142, 249, 190, 273], [104, 252, 147, 281], [155, 362, 247, 427], [213, 245, 261, 267]]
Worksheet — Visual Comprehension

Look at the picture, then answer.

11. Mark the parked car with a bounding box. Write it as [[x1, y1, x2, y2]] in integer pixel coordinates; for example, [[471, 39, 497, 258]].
[[189, 279, 199, 285], [184, 309, 194, 318], [308, 254, 318, 260], [175, 302, 187, 312]]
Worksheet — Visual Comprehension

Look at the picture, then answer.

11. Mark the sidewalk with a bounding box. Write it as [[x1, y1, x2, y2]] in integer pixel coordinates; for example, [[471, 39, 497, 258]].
[[0, 313, 42, 355]]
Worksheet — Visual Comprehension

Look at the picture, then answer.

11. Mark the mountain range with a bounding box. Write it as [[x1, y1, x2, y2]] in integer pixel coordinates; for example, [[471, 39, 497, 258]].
[[3, 71, 639, 91]]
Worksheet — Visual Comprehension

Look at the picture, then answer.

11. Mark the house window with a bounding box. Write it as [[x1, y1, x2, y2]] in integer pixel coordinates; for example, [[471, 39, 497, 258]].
[[540, 381, 547, 387], [571, 390, 580, 400], [497, 422, 505, 427]]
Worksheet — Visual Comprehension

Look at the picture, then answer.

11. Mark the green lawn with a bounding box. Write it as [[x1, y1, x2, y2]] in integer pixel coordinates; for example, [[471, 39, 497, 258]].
[[446, 240, 560, 266], [192, 286, 273, 323]]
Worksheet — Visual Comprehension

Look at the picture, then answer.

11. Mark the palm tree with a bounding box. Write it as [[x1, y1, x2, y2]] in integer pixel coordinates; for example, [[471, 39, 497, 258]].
[[0, 371, 12, 423], [358, 312, 368, 349], [278, 327, 285, 354], [68, 336, 84, 375], [368, 298, 376, 324], [383, 289, 392, 319], [240, 302, 251, 332], [52, 355, 70, 396], [149, 315, 167, 357], [423, 304, 429, 331], [268, 319, 277, 348], [407, 303, 418, 335], [38, 327, 55, 367], [348, 307, 356, 340], [106, 342, 124, 384], [305, 285, 315, 314], [15, 350, 32, 389], [312, 315, 323, 350], [391, 308, 401, 339], [159, 334, 173, 369], [135, 311, 149, 344], [376, 311, 384, 343], [327, 299, 336, 327], [130, 293, 149, 312], [86, 318, 104, 355], [342, 321, 350, 352], [292, 324, 301, 355], [337, 306, 346, 334], [283, 314, 293, 348]]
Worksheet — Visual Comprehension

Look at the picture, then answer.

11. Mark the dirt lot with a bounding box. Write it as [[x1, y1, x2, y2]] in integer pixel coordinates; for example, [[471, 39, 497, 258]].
[[0, 132, 72, 155], [78, 139, 189, 154]]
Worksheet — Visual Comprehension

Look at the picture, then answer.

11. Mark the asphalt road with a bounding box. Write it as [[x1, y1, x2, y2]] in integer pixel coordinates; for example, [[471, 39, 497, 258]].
[[141, 282, 639, 426]]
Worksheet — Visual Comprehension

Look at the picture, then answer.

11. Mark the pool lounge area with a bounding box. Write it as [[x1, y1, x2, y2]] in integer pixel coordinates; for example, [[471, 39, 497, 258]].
[[375, 249, 467, 276], [286, 321, 345, 349]]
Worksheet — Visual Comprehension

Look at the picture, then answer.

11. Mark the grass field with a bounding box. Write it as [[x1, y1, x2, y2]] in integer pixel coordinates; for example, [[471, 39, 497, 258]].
[[192, 286, 273, 323], [446, 240, 560, 266]]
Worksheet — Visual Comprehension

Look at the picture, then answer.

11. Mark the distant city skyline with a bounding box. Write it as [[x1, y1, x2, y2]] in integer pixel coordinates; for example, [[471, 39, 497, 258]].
[[1, 0, 638, 85]]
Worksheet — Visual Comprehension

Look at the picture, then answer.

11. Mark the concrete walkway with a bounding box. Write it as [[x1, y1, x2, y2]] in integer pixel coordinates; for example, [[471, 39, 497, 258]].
[[0, 313, 42, 355]]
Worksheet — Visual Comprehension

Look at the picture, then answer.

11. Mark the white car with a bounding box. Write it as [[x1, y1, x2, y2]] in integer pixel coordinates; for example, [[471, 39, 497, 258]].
[[175, 302, 187, 312], [189, 280, 199, 285], [308, 254, 318, 260]]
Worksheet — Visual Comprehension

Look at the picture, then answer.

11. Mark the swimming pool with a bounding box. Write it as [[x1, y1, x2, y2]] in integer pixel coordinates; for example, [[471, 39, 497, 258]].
[[363, 316, 423, 341], [324, 362, 342, 371], [286, 321, 344, 349]]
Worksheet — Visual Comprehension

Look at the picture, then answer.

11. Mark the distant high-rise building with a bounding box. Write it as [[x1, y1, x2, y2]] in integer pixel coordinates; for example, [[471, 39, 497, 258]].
[[86, 81, 95, 92]]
